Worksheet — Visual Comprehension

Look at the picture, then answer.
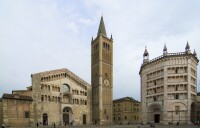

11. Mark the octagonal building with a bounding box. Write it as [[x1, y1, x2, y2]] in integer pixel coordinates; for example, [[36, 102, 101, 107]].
[[139, 42, 198, 124]]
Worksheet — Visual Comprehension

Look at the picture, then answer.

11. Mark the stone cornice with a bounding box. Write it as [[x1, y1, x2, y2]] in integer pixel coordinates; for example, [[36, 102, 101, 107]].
[[31, 68, 90, 87], [139, 52, 199, 74]]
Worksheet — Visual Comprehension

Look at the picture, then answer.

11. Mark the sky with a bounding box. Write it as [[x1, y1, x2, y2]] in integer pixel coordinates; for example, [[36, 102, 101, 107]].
[[0, 0, 200, 101]]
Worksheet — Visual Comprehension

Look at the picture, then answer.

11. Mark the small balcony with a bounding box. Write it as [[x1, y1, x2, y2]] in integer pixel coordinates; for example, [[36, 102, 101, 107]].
[[61, 91, 72, 96]]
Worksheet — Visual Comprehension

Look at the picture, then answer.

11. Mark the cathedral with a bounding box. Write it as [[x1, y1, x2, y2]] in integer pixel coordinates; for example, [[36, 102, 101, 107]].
[[0, 17, 113, 127]]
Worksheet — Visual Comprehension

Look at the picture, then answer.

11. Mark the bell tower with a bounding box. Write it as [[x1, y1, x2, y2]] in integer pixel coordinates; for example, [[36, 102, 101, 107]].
[[91, 16, 113, 125]]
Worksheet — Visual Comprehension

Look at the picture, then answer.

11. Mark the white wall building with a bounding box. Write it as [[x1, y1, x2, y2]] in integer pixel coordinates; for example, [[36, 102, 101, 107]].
[[139, 42, 199, 124]]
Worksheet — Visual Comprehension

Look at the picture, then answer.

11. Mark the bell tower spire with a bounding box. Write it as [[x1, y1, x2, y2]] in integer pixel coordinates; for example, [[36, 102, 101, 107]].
[[97, 16, 107, 37]]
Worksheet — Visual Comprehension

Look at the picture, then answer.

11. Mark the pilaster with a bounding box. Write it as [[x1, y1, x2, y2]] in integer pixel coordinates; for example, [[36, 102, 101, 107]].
[[99, 35, 103, 124], [163, 65, 168, 124], [187, 58, 191, 124]]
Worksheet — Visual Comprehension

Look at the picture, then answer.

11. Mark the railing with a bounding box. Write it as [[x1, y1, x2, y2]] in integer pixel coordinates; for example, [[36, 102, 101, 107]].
[[150, 52, 187, 63], [62, 92, 72, 96], [142, 52, 193, 66]]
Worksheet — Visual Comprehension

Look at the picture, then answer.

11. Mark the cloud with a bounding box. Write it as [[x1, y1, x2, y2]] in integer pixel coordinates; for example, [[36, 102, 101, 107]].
[[0, 0, 200, 100]]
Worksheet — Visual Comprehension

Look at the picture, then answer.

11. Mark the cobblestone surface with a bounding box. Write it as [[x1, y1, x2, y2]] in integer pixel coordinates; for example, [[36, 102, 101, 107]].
[[6, 124, 200, 128]]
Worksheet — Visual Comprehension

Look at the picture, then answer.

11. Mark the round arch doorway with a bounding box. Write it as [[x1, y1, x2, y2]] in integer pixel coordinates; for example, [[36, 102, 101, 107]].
[[63, 107, 73, 125], [43, 113, 48, 125], [153, 108, 161, 123], [147, 103, 162, 123]]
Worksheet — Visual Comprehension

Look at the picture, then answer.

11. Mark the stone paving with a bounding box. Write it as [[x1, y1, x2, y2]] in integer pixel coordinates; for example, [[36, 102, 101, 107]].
[[7, 124, 200, 128]]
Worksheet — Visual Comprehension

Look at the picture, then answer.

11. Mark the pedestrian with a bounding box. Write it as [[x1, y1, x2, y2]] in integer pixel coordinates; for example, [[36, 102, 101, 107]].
[[1, 124, 5, 128], [137, 123, 140, 128], [36, 122, 39, 127], [176, 121, 179, 126], [54, 123, 56, 128], [150, 124, 155, 128]]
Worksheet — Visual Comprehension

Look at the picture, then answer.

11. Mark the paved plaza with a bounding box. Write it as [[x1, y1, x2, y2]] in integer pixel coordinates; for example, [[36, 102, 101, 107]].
[[7, 124, 200, 128]]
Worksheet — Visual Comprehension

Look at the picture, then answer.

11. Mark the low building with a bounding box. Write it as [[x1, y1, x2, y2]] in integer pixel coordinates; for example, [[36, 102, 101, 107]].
[[191, 93, 200, 123], [113, 97, 141, 124], [1, 94, 33, 127]]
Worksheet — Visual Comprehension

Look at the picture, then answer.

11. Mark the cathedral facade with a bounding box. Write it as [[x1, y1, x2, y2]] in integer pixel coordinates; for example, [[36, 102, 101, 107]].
[[1, 68, 92, 127], [0, 17, 113, 127], [139, 43, 199, 124]]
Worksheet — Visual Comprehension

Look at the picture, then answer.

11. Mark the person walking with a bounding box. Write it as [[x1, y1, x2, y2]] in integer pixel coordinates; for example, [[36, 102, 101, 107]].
[[176, 121, 179, 126], [1, 124, 5, 128], [137, 123, 140, 128]]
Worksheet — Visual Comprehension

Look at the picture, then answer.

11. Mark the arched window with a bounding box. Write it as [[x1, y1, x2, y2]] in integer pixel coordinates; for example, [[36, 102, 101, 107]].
[[45, 95, 47, 101], [41, 84, 43, 90], [63, 107, 69, 112], [62, 84, 70, 93], [52, 96, 55, 102], [41, 95, 44, 101]]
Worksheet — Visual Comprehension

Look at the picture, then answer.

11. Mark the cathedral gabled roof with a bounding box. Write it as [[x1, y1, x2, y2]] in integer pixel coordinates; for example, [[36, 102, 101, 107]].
[[31, 68, 90, 87], [97, 16, 107, 37]]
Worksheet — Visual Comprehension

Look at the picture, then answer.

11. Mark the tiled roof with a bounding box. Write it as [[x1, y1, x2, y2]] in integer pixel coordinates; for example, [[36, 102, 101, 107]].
[[113, 96, 140, 102], [2, 93, 33, 101]]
